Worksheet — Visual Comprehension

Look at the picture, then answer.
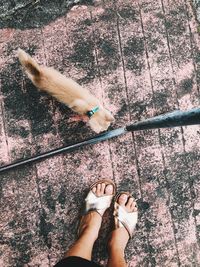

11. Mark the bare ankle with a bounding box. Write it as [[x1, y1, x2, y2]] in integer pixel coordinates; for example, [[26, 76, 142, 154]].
[[79, 225, 99, 241], [107, 245, 127, 267], [108, 228, 129, 255], [79, 211, 102, 240], [108, 240, 125, 255]]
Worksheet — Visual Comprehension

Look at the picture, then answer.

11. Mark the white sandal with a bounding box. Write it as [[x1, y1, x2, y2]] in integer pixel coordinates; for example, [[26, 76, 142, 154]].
[[78, 179, 116, 235], [113, 192, 138, 238], [84, 179, 116, 216]]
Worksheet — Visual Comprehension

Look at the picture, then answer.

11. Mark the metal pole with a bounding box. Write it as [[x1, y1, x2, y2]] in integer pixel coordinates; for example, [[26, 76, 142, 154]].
[[126, 107, 200, 131], [0, 128, 126, 173], [0, 107, 199, 174]]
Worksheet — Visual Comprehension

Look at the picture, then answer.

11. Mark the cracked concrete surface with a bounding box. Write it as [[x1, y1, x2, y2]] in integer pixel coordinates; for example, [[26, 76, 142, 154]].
[[192, 0, 200, 23], [0, 0, 94, 29]]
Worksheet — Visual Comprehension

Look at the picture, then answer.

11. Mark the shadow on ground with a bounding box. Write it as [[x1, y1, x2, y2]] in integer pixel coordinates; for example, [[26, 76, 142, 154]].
[[0, 0, 94, 29]]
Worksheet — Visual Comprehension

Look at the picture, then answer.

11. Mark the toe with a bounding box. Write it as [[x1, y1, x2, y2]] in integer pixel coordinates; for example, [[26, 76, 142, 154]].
[[92, 186, 97, 194], [131, 201, 138, 212], [118, 194, 128, 207], [100, 183, 106, 195], [92, 181, 114, 197], [105, 184, 114, 195], [96, 183, 101, 197], [126, 197, 134, 211]]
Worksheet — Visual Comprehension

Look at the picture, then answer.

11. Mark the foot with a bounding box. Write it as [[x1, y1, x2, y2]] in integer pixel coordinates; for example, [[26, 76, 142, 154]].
[[108, 194, 137, 254], [79, 182, 114, 241]]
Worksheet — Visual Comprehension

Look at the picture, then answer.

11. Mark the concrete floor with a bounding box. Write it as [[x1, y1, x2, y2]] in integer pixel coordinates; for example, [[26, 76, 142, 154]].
[[0, 0, 200, 266]]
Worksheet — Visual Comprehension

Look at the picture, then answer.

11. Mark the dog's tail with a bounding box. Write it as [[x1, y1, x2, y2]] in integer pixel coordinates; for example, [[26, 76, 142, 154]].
[[18, 48, 41, 78]]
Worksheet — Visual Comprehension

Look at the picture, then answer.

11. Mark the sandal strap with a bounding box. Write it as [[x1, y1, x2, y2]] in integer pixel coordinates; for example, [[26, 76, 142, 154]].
[[113, 202, 138, 237], [85, 191, 114, 216]]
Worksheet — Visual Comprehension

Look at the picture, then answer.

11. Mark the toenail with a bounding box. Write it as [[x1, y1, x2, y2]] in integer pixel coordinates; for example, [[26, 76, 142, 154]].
[[105, 184, 113, 194]]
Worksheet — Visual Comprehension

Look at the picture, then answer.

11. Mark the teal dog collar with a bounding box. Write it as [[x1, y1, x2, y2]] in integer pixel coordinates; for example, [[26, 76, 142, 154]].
[[86, 106, 100, 118]]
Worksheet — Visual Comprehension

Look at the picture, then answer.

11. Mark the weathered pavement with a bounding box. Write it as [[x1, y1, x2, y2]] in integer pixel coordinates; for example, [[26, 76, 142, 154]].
[[0, 0, 200, 266]]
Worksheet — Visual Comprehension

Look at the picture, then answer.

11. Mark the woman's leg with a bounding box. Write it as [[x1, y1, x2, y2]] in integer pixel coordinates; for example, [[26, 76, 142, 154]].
[[107, 194, 138, 267], [64, 182, 114, 261]]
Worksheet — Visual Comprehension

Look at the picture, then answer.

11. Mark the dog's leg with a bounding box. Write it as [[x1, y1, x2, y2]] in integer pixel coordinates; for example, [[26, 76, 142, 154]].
[[67, 114, 89, 123]]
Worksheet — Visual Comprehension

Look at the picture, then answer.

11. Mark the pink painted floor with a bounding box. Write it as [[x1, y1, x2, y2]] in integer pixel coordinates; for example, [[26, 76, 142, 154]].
[[0, 1, 200, 266]]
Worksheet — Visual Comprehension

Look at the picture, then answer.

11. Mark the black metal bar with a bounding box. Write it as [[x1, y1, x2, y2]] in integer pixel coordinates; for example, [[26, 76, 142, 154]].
[[126, 107, 200, 131], [0, 107, 199, 174], [0, 128, 126, 173]]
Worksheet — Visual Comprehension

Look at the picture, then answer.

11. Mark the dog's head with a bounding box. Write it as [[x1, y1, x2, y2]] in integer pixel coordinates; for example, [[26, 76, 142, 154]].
[[88, 108, 114, 133]]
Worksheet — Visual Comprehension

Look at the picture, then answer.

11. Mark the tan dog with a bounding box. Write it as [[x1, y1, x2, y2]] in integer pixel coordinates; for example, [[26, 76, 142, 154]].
[[18, 49, 114, 133]]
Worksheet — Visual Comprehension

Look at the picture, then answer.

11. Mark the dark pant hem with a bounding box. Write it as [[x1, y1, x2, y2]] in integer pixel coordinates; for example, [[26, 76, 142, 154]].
[[54, 256, 101, 267]]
